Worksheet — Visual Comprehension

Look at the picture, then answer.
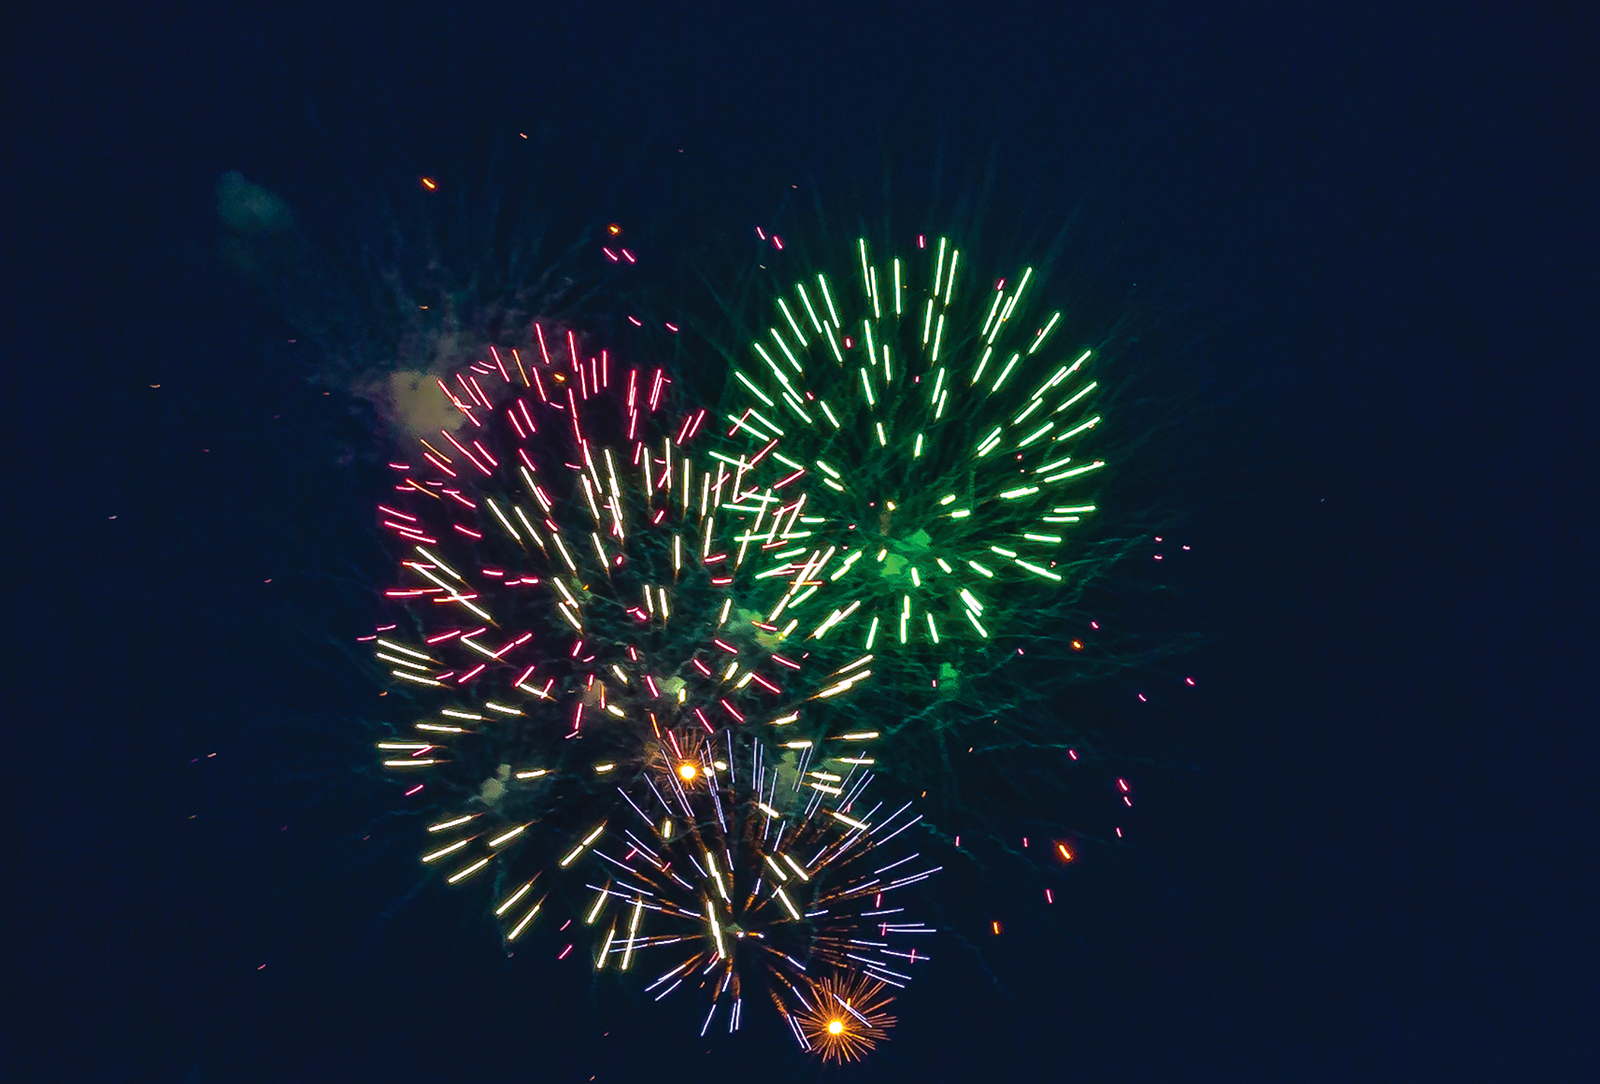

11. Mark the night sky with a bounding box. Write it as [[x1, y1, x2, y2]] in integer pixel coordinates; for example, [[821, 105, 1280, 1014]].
[[11, 2, 1595, 1081]]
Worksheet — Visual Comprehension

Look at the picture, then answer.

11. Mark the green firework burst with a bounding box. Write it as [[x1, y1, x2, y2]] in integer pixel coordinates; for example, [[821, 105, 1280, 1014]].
[[709, 236, 1106, 682]]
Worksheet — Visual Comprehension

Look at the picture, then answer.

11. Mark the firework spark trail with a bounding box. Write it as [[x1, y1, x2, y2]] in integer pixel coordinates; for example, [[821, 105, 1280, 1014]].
[[712, 236, 1105, 675]]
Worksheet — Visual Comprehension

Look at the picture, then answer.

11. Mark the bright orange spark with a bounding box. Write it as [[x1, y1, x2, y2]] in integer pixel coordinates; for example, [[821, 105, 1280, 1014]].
[[797, 973, 894, 1063]]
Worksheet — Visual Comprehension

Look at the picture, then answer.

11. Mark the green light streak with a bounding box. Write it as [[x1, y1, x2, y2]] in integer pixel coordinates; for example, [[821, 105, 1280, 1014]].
[[991, 352, 1022, 393], [971, 345, 994, 385], [781, 389, 813, 423], [743, 407, 786, 438], [1013, 399, 1045, 425], [981, 288, 1004, 339], [819, 274, 841, 328], [732, 368, 775, 407], [796, 282, 825, 334], [1057, 415, 1102, 441], [769, 328, 803, 373], [1054, 380, 1098, 413], [822, 322, 844, 363], [726, 410, 775, 441], [1043, 459, 1105, 483], [777, 297, 807, 346], [1016, 422, 1054, 448], [1028, 311, 1061, 354], [1001, 267, 1034, 325]]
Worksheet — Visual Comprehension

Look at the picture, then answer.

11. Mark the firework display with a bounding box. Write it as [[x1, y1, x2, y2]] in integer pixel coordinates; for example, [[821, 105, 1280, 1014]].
[[576, 730, 935, 1045], [709, 236, 1104, 681], [364, 228, 1142, 1064]]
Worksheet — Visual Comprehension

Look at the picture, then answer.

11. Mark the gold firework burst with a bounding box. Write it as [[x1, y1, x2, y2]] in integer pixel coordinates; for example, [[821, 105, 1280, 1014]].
[[798, 972, 896, 1063]]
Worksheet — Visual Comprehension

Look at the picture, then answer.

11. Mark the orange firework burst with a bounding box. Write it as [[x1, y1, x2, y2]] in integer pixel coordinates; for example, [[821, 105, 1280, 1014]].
[[798, 972, 896, 1063]]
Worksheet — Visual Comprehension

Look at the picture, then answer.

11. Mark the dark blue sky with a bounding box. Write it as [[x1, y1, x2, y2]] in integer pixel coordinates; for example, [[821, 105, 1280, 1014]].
[[10, 2, 1595, 1081]]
